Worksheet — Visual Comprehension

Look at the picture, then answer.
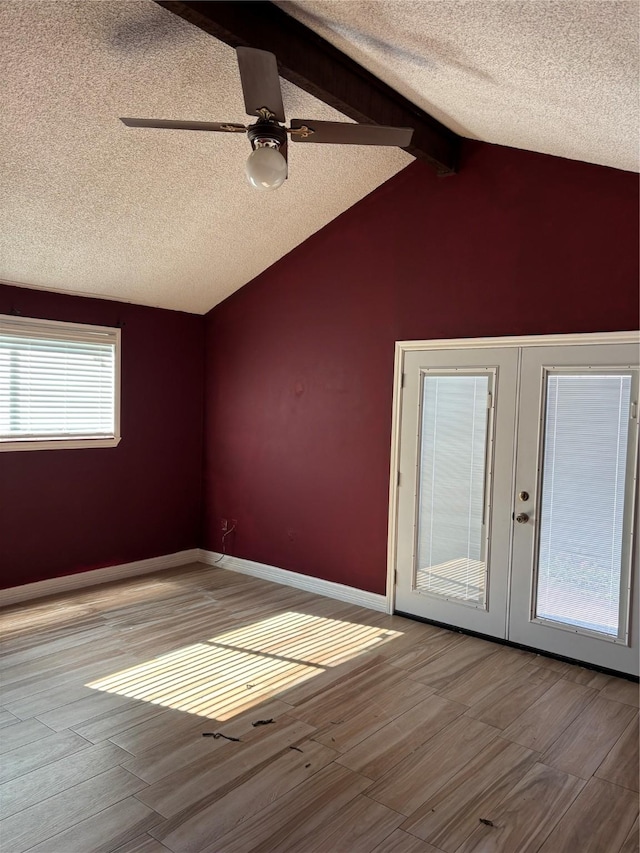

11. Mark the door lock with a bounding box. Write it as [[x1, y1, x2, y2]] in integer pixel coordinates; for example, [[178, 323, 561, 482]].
[[515, 513, 529, 524], [518, 491, 530, 502]]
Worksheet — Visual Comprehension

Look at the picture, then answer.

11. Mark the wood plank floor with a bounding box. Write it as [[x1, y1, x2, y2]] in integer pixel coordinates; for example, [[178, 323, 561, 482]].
[[1, 564, 638, 853]]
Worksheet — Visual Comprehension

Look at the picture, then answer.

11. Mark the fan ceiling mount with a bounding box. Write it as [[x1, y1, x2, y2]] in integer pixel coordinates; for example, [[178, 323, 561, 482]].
[[121, 47, 414, 190]]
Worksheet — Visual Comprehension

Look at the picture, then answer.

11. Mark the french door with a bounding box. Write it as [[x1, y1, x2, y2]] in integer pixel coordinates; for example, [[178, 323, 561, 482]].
[[392, 335, 639, 675]]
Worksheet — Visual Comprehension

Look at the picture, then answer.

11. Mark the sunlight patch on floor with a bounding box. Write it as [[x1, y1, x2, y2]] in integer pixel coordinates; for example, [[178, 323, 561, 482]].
[[87, 611, 402, 720]]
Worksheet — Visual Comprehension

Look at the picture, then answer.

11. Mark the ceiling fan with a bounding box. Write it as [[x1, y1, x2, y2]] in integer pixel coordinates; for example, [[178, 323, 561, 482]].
[[120, 47, 414, 191]]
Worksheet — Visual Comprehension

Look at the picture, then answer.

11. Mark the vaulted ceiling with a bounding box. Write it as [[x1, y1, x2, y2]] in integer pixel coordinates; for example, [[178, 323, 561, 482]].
[[1, 1, 637, 315], [281, 0, 639, 173]]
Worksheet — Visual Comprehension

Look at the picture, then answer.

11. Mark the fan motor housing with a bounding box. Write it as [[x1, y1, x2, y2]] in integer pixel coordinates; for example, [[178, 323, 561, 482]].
[[247, 121, 287, 150]]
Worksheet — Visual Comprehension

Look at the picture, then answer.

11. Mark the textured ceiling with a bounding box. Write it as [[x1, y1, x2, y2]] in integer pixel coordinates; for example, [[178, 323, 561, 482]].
[[282, 0, 639, 173], [0, 1, 411, 314], [1, 1, 638, 315]]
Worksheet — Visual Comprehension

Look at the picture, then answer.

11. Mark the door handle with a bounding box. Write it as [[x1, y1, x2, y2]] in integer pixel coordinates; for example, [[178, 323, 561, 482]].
[[515, 513, 529, 524]]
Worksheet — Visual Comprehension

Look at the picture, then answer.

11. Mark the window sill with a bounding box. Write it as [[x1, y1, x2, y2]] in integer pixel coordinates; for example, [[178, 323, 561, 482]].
[[0, 436, 122, 452]]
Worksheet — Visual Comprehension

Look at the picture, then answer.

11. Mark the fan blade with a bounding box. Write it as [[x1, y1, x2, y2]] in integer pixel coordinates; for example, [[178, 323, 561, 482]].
[[289, 120, 413, 147], [236, 47, 285, 123], [120, 118, 247, 133]]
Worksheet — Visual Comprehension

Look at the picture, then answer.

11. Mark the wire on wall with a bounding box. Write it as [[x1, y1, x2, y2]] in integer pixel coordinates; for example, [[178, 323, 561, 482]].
[[214, 522, 237, 564]]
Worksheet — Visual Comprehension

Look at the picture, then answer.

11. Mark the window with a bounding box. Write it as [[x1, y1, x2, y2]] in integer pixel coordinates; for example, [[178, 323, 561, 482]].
[[0, 315, 120, 451], [415, 372, 492, 606], [535, 372, 633, 636]]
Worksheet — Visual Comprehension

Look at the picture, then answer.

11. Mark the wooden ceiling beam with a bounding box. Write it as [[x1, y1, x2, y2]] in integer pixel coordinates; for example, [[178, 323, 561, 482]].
[[154, 0, 460, 175]]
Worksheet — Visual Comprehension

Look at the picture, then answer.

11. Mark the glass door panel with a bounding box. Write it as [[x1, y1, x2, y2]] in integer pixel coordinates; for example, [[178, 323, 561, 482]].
[[535, 372, 633, 638], [416, 373, 491, 607]]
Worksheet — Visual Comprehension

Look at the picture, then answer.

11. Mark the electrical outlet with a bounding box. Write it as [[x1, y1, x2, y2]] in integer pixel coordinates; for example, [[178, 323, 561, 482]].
[[221, 518, 228, 532]]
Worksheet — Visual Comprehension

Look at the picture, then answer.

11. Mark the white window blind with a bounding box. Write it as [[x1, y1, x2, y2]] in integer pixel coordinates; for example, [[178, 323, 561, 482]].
[[415, 373, 491, 606], [0, 315, 120, 451], [536, 373, 633, 636]]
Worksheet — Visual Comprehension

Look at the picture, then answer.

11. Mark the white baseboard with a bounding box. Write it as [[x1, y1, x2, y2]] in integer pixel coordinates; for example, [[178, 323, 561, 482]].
[[1, 548, 389, 614], [0, 549, 201, 607], [199, 550, 389, 613]]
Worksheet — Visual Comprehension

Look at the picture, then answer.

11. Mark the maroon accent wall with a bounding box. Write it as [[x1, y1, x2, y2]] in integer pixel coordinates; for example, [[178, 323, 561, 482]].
[[203, 141, 640, 595], [2, 141, 637, 594], [0, 285, 205, 588]]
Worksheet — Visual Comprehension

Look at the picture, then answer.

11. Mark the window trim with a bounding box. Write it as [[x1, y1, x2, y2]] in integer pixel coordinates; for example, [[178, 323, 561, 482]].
[[0, 314, 121, 452]]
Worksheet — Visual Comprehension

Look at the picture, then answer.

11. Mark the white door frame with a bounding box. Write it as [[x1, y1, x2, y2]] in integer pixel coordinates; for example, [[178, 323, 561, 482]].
[[387, 331, 640, 616]]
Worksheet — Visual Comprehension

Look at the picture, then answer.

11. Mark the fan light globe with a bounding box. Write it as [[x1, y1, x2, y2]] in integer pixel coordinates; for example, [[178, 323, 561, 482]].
[[245, 146, 287, 190]]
